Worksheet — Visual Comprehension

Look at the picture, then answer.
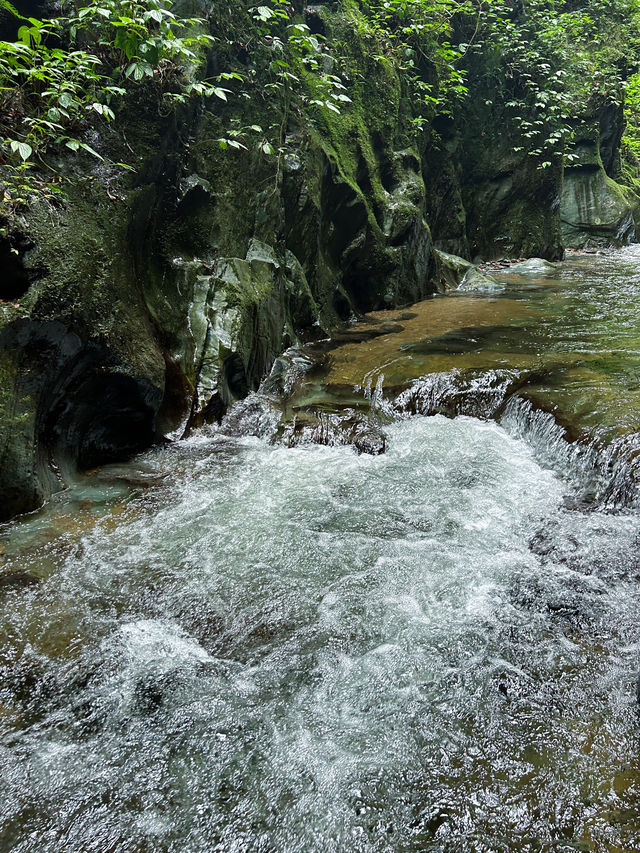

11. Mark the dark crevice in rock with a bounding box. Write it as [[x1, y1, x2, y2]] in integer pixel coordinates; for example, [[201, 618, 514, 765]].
[[224, 352, 249, 399], [380, 161, 398, 193], [321, 165, 369, 266], [0, 236, 44, 301], [332, 289, 352, 320], [355, 153, 382, 226], [389, 225, 412, 247], [0, 320, 162, 519], [175, 184, 211, 219], [157, 353, 192, 435], [44, 370, 159, 471]]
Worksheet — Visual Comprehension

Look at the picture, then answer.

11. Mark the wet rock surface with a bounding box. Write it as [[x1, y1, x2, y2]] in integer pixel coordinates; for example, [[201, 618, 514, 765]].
[[457, 267, 505, 292], [506, 257, 559, 275], [0, 320, 162, 521]]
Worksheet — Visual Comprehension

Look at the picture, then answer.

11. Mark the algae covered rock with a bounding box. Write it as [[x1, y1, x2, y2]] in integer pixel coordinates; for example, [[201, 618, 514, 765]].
[[507, 258, 559, 275], [560, 120, 638, 248], [561, 169, 636, 248], [432, 249, 474, 290], [432, 250, 504, 293], [457, 268, 505, 293]]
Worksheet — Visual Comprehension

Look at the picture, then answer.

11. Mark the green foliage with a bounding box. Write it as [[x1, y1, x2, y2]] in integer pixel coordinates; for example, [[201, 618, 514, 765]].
[[0, 15, 116, 206], [0, 0, 218, 207], [478, 0, 640, 167], [2, 0, 640, 209], [204, 0, 352, 157], [622, 71, 640, 172], [0, 0, 21, 16], [64, 0, 215, 80], [0, 0, 356, 207], [361, 0, 472, 126], [354, 0, 640, 170]]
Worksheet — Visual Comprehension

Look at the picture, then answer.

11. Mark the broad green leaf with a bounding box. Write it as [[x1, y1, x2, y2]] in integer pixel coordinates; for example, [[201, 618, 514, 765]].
[[10, 140, 32, 160]]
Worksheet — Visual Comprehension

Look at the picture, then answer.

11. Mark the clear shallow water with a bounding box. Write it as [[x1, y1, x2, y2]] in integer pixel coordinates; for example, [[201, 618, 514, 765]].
[[2, 250, 640, 851], [295, 246, 640, 444]]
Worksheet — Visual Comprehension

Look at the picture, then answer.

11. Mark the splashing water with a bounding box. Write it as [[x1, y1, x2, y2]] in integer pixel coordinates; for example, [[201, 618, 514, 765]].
[[2, 414, 640, 851]]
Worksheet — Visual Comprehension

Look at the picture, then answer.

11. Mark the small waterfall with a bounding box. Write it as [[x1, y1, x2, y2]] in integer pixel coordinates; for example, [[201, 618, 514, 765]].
[[392, 368, 521, 420], [501, 397, 640, 509], [212, 355, 640, 511]]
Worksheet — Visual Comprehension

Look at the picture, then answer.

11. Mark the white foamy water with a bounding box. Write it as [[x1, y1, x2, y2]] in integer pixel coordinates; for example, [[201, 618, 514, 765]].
[[2, 415, 640, 851]]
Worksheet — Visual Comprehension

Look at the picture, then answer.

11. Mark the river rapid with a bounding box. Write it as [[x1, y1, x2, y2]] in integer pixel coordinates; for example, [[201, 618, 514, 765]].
[[2, 249, 640, 852]]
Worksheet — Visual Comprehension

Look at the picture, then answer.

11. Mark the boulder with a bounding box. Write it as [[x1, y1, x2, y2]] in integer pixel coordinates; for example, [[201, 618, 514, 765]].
[[507, 258, 558, 275], [432, 249, 474, 289], [457, 268, 506, 293]]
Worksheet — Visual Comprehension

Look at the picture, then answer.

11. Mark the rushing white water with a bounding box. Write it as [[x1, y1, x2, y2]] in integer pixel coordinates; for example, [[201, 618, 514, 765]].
[[2, 415, 640, 852]]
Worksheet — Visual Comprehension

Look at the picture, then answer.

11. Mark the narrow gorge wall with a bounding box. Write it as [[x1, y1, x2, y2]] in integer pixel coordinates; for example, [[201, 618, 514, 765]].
[[0, 0, 638, 520]]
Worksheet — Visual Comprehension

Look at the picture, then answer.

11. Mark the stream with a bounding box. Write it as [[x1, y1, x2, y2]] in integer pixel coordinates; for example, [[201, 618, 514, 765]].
[[2, 248, 640, 851]]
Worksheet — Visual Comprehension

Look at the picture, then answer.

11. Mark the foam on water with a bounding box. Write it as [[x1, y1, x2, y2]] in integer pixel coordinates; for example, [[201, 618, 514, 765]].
[[2, 415, 640, 851]]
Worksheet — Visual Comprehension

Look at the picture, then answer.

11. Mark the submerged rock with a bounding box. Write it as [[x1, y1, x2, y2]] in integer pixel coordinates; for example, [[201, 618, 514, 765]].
[[333, 321, 405, 344], [400, 325, 512, 355], [0, 571, 40, 592], [281, 405, 387, 456], [457, 268, 506, 293], [353, 426, 386, 455], [507, 258, 558, 275]]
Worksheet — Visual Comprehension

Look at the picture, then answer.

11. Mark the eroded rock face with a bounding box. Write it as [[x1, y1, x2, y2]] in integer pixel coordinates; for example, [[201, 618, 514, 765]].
[[561, 168, 636, 248], [0, 321, 161, 520], [560, 123, 638, 249]]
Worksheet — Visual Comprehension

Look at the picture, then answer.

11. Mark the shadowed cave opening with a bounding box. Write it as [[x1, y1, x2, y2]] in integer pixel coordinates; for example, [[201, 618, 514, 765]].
[[41, 355, 160, 471], [0, 238, 33, 301]]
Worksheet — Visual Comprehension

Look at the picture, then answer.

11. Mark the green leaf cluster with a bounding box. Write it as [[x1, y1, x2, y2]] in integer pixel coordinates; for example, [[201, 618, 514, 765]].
[[0, 0, 219, 207]]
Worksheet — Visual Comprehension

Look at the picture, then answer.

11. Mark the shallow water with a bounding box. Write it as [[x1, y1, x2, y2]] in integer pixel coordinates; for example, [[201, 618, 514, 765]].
[[2, 251, 640, 852], [296, 247, 640, 444]]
